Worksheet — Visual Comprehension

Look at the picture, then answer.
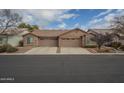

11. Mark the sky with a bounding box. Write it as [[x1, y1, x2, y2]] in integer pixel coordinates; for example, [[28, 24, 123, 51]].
[[12, 9, 124, 30]]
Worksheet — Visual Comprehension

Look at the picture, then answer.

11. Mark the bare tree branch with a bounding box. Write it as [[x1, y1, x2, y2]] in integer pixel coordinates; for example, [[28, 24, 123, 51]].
[[0, 9, 22, 33]]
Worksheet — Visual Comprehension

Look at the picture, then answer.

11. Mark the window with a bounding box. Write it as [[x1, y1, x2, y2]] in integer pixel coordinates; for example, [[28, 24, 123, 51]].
[[0, 38, 3, 44], [27, 37, 33, 44]]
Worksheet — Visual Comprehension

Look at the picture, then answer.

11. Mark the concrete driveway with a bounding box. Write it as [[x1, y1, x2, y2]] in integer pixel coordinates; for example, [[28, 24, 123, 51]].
[[25, 47, 57, 54], [25, 47, 91, 54], [60, 47, 91, 54]]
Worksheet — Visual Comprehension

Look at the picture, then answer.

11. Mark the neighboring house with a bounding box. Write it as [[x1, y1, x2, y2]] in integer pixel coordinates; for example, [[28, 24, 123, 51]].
[[23, 28, 88, 47], [85, 33, 96, 46], [87, 29, 123, 45], [0, 28, 29, 46]]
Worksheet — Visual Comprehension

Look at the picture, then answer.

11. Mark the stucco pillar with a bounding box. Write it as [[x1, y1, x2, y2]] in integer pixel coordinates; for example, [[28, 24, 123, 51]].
[[83, 35, 86, 47], [81, 36, 83, 47], [58, 37, 60, 47], [81, 35, 86, 47]]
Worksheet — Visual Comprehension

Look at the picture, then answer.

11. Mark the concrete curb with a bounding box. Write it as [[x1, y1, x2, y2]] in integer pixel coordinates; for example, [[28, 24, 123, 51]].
[[0, 53, 124, 55]]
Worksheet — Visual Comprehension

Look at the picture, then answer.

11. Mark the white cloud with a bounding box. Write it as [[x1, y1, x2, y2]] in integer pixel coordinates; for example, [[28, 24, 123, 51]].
[[89, 18, 103, 25], [74, 23, 80, 28], [58, 14, 79, 21], [87, 9, 124, 29], [58, 22, 67, 29], [22, 15, 33, 23], [104, 13, 116, 22], [94, 9, 113, 18], [12, 9, 79, 28]]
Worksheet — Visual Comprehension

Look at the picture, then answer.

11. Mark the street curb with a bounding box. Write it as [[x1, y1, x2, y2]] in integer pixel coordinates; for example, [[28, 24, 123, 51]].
[[0, 53, 124, 55]]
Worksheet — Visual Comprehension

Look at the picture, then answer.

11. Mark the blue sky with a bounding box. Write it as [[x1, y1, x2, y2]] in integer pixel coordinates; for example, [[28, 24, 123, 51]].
[[16, 9, 124, 30]]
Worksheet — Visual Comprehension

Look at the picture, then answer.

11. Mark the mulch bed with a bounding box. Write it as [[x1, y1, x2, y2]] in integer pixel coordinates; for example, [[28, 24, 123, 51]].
[[16, 46, 33, 53], [86, 47, 115, 53]]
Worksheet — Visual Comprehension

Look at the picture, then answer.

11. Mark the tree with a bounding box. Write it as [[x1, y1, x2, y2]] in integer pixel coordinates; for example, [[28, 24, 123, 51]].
[[0, 9, 22, 33], [111, 15, 124, 34], [18, 23, 39, 31], [0, 9, 22, 44], [32, 25, 39, 30], [17, 23, 27, 28], [90, 33, 107, 50], [90, 32, 118, 50]]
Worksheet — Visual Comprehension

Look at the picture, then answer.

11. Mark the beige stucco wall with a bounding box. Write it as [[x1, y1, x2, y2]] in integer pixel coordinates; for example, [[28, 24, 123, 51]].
[[59, 30, 87, 47], [23, 34, 39, 46], [23, 30, 88, 47]]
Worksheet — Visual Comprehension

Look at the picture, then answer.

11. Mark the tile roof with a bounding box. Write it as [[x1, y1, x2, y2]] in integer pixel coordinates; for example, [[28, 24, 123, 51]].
[[25, 28, 87, 37], [30, 30, 70, 37], [88, 29, 124, 36], [88, 29, 114, 34]]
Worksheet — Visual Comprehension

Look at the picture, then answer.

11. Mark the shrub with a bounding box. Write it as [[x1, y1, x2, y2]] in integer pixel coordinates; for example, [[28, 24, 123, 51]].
[[84, 45, 97, 48], [0, 44, 9, 53], [0, 46, 4, 53], [6, 45, 18, 53], [119, 45, 124, 51], [18, 40, 24, 47], [111, 42, 121, 49], [0, 44, 18, 53]]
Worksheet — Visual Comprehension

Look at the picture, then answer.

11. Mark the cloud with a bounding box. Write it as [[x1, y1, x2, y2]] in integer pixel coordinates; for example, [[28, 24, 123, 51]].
[[74, 23, 80, 28], [58, 22, 67, 29], [87, 9, 124, 29], [94, 9, 113, 18], [58, 14, 79, 21], [89, 18, 103, 25], [104, 13, 116, 22], [12, 9, 79, 28]]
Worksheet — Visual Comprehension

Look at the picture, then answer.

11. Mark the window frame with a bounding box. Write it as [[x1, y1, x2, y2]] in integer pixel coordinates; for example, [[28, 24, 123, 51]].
[[27, 37, 33, 44]]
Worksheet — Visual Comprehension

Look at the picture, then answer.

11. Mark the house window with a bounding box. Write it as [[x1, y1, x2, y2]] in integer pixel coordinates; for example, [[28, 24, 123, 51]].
[[0, 38, 3, 44], [27, 37, 33, 44]]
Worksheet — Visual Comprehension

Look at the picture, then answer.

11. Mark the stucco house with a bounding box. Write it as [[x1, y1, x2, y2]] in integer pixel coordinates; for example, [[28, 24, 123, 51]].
[[0, 28, 28, 46], [1, 28, 124, 47], [87, 29, 124, 45], [23, 28, 88, 47]]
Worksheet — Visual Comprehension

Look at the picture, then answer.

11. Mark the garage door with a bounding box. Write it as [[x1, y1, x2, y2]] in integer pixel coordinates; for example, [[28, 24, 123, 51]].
[[39, 37, 58, 47], [60, 38, 81, 47]]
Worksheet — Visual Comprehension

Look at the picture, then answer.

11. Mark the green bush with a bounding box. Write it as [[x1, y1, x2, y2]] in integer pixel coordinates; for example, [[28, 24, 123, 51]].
[[0, 44, 9, 53], [119, 45, 124, 51], [0, 47, 4, 53], [0, 44, 18, 53], [84, 45, 97, 48], [111, 42, 121, 49], [6, 45, 18, 53]]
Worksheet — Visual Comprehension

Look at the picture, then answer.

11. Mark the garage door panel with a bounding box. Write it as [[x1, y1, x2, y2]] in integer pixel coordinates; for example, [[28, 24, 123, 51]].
[[61, 38, 81, 47], [39, 40, 57, 47]]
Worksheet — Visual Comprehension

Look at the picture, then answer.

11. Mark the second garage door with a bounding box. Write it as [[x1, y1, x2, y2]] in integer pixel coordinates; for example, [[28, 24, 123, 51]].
[[39, 37, 58, 47], [60, 38, 82, 47]]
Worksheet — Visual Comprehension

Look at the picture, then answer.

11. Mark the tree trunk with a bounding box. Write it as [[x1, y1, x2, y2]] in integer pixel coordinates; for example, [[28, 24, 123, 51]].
[[98, 45, 101, 50]]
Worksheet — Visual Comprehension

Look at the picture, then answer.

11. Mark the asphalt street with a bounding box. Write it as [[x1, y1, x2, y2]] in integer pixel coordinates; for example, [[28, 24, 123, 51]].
[[0, 55, 124, 83]]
